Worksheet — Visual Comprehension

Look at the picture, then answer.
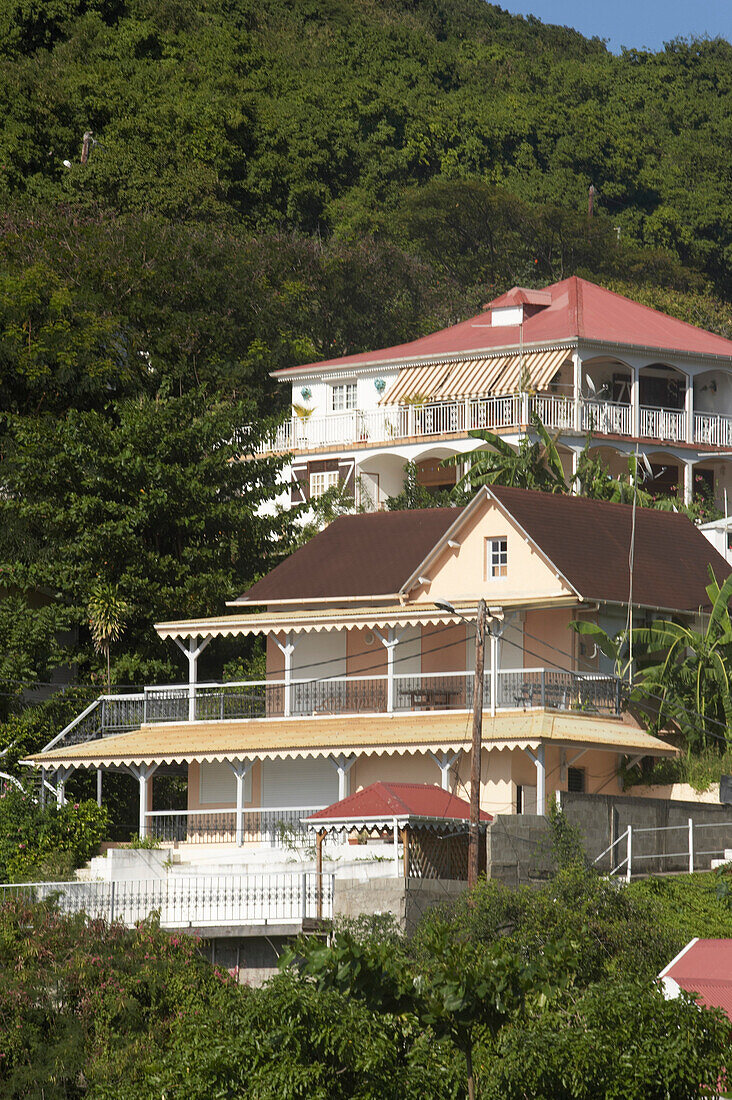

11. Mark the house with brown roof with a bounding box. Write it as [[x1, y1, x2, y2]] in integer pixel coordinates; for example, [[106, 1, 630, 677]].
[[260, 276, 732, 515], [25, 486, 728, 850]]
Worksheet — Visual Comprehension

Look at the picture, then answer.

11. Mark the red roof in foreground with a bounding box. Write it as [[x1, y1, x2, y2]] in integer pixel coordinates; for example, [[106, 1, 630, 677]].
[[307, 782, 492, 823], [660, 939, 732, 1020], [275, 276, 732, 375]]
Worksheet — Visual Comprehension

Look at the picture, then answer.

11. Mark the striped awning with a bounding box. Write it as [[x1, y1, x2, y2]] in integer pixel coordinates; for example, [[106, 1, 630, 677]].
[[380, 348, 571, 404]]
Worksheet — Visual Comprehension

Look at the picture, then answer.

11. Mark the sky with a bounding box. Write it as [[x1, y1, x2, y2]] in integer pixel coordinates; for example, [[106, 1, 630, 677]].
[[504, 0, 732, 53]]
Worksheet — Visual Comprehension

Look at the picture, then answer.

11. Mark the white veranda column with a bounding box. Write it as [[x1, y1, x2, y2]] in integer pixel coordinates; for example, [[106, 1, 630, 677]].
[[130, 764, 158, 838], [430, 750, 460, 791], [523, 745, 546, 816], [331, 754, 356, 800], [375, 627, 401, 713], [683, 460, 694, 506], [685, 375, 694, 444], [272, 632, 299, 717], [228, 760, 252, 847], [56, 765, 73, 807], [174, 635, 212, 721], [631, 366, 640, 438]]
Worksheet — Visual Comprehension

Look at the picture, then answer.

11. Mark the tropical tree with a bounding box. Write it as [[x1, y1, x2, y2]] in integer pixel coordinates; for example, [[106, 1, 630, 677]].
[[572, 568, 732, 751], [87, 582, 130, 688]]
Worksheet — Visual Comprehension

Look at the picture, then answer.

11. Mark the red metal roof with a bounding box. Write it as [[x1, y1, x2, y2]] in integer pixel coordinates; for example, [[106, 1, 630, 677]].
[[275, 276, 732, 375], [661, 939, 732, 1020], [307, 781, 492, 822]]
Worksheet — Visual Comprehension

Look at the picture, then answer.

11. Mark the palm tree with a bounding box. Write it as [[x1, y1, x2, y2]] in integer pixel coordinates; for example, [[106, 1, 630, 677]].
[[88, 583, 130, 689]]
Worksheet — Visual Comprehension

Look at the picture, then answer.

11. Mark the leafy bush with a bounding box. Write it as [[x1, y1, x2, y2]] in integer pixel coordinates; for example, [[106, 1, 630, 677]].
[[0, 788, 108, 882]]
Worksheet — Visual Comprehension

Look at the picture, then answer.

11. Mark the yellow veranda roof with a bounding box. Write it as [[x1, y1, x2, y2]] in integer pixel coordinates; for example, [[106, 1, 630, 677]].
[[24, 710, 677, 769]]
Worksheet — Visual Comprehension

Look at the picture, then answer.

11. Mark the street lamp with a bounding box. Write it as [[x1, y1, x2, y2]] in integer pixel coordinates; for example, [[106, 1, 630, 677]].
[[434, 599, 503, 888]]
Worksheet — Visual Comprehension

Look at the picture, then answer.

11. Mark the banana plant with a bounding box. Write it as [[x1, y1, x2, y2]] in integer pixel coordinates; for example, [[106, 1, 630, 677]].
[[445, 412, 568, 494], [572, 568, 732, 751]]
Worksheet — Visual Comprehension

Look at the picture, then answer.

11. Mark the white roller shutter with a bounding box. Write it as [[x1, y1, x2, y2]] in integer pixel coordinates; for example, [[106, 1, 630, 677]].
[[199, 761, 251, 805], [261, 758, 338, 809]]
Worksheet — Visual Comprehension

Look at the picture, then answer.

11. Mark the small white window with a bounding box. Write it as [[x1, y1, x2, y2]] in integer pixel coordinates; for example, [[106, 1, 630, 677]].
[[486, 537, 508, 578], [310, 470, 340, 499], [332, 383, 357, 412]]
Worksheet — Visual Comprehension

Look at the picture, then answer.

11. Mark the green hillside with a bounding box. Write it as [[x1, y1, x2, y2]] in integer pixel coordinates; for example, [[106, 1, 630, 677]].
[[1, 0, 731, 737]]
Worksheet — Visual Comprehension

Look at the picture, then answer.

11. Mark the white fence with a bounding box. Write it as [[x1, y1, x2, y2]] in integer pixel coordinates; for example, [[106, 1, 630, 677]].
[[594, 818, 732, 882], [0, 871, 335, 926]]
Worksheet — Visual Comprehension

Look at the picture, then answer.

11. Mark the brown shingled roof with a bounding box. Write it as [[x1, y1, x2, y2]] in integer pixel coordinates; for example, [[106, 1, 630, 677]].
[[488, 485, 731, 611], [237, 507, 462, 603]]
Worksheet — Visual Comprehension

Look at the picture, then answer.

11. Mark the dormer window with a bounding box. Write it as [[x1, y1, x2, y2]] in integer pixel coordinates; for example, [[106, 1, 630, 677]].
[[332, 383, 357, 412]]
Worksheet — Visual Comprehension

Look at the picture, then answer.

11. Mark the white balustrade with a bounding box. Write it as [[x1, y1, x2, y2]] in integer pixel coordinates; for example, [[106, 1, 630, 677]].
[[639, 405, 686, 443], [254, 391, 732, 456], [694, 411, 732, 448]]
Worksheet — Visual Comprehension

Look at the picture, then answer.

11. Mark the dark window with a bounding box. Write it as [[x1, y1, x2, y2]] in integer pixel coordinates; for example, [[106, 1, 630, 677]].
[[567, 767, 586, 793]]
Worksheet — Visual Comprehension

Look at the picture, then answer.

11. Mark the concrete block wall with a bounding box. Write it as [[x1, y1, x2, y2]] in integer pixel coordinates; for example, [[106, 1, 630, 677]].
[[485, 814, 553, 886], [333, 876, 466, 934], [559, 791, 732, 874]]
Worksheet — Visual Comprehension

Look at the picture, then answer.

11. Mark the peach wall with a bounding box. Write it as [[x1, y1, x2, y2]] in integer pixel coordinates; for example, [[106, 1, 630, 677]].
[[346, 628, 387, 675], [523, 608, 574, 670], [266, 635, 284, 679], [421, 622, 467, 673], [411, 500, 574, 604]]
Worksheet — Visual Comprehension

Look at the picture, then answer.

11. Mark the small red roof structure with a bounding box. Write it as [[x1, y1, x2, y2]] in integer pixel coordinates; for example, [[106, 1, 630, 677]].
[[307, 783, 491, 882], [275, 276, 732, 376], [307, 781, 492, 825], [660, 938, 732, 1019]]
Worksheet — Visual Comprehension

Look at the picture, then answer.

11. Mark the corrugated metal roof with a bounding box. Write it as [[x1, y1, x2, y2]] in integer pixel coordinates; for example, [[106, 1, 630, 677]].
[[660, 939, 732, 1021], [488, 486, 731, 612], [274, 276, 732, 377], [24, 710, 677, 768], [380, 348, 569, 403]]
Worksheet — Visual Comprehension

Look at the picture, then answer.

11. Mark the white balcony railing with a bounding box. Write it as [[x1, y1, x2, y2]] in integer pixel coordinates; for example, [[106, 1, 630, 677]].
[[639, 405, 686, 443], [257, 393, 732, 454]]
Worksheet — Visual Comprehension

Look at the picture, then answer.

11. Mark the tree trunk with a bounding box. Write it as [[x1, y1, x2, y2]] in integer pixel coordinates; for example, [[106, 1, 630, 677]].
[[465, 1044, 475, 1100]]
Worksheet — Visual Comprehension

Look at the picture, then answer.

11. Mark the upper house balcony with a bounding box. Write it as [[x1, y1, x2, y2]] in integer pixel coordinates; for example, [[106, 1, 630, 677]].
[[260, 277, 732, 459], [258, 391, 732, 455]]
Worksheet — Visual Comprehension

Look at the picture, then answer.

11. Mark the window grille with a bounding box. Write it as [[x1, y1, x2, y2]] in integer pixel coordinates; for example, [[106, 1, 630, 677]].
[[487, 537, 508, 578], [331, 383, 357, 411], [310, 470, 340, 499]]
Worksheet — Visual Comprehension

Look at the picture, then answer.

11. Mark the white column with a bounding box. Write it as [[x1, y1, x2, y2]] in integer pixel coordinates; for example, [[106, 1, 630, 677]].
[[535, 744, 546, 815], [174, 635, 212, 722], [430, 750, 460, 791], [130, 764, 158, 839], [96, 768, 103, 807], [272, 632, 299, 718], [393, 817, 400, 876], [683, 460, 694, 506], [228, 760, 252, 847], [490, 622, 500, 717], [375, 628, 400, 713], [523, 746, 546, 816], [573, 350, 582, 432], [56, 766, 72, 807], [685, 376, 694, 444], [331, 754, 356, 800], [631, 367, 640, 438]]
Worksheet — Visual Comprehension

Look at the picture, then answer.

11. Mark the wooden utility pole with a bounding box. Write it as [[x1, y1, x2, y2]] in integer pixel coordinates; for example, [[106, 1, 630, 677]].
[[468, 599, 487, 889]]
